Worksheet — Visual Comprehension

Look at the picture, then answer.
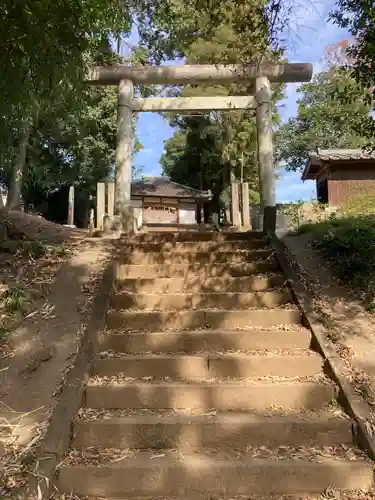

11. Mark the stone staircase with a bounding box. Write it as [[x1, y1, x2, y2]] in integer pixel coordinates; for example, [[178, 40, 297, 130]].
[[57, 231, 373, 498]]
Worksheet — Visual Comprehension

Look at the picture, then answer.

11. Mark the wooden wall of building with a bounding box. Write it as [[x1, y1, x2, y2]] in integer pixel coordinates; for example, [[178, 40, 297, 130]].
[[327, 161, 375, 205]]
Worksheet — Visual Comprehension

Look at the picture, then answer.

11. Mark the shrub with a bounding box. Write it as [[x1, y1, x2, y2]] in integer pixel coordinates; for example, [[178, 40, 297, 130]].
[[317, 217, 375, 293], [301, 191, 375, 302], [3, 287, 29, 314], [0, 239, 47, 258], [341, 190, 375, 217]]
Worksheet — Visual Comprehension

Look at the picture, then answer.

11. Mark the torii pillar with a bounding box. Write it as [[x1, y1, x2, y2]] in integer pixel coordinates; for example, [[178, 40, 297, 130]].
[[256, 76, 276, 232], [116, 79, 134, 231], [86, 63, 313, 233]]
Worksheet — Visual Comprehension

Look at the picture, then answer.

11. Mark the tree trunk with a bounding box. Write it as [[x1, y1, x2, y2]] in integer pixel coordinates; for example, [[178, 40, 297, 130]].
[[6, 125, 30, 210]]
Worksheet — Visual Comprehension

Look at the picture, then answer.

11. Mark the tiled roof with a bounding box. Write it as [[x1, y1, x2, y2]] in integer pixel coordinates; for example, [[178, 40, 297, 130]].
[[302, 148, 375, 181], [312, 148, 375, 161], [131, 176, 211, 199]]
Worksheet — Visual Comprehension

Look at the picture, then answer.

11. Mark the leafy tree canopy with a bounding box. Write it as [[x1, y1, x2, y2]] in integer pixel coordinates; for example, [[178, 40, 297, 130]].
[[0, 7, 146, 211], [331, 0, 375, 87], [132, 0, 280, 64], [0, 0, 288, 215], [276, 66, 371, 172], [137, 0, 285, 210], [330, 1, 375, 141], [0, 0, 130, 136]]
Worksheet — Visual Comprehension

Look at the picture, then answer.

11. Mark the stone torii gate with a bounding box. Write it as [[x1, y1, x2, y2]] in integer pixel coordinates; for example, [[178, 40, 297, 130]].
[[87, 63, 313, 232]]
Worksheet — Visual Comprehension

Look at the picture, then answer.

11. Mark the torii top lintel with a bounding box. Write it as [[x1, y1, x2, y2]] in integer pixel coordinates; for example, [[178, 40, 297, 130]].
[[86, 62, 313, 85]]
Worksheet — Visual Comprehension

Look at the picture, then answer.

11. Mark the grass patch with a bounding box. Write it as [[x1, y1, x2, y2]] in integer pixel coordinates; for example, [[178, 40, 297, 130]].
[[298, 192, 375, 306], [4, 287, 29, 315], [0, 239, 48, 259], [0, 325, 9, 340], [297, 217, 343, 235], [0, 287, 29, 343]]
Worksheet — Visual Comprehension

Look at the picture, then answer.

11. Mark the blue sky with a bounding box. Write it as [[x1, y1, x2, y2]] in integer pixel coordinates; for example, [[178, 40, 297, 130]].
[[128, 0, 350, 203]]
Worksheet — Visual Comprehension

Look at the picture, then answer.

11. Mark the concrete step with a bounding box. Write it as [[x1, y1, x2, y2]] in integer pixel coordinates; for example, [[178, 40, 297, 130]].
[[116, 261, 279, 279], [57, 450, 372, 497], [85, 379, 336, 410], [106, 308, 302, 330], [121, 250, 272, 265], [116, 274, 286, 293], [121, 240, 267, 253], [92, 353, 323, 378], [131, 232, 265, 242], [111, 290, 293, 311], [73, 410, 352, 449], [141, 223, 210, 232], [100, 328, 312, 353]]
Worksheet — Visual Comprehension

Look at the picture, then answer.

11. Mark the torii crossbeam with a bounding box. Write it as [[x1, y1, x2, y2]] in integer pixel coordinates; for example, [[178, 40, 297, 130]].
[[86, 62, 313, 232]]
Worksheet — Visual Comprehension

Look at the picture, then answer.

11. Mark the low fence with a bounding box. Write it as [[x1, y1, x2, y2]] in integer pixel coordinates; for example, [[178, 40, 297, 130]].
[[250, 205, 291, 232], [250, 203, 332, 232]]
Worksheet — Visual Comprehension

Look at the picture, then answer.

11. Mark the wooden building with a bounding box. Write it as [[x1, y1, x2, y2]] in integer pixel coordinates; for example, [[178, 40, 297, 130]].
[[131, 176, 211, 226], [302, 149, 375, 206]]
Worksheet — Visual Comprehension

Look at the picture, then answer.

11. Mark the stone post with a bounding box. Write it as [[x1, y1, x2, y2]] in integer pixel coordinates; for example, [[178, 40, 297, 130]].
[[256, 76, 276, 232], [231, 181, 241, 227], [116, 79, 134, 232], [96, 182, 105, 230], [107, 182, 115, 227], [241, 182, 251, 229], [67, 186, 74, 226]]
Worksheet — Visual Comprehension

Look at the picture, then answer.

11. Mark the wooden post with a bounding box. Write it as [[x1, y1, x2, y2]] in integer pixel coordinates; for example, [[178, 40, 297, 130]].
[[97, 182, 105, 230], [241, 182, 251, 229], [256, 76, 276, 232], [116, 79, 134, 232], [67, 186, 74, 226]]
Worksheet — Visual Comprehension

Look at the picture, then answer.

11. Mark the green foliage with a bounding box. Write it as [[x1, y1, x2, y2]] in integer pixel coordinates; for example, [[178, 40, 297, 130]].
[[317, 217, 375, 297], [0, 326, 8, 341], [0, 239, 48, 259], [299, 191, 375, 302], [0, 3, 152, 212], [19, 240, 48, 259], [297, 216, 339, 235], [133, 0, 276, 64], [0, 0, 288, 215], [4, 287, 29, 314], [0, 0, 130, 139], [281, 201, 304, 229], [0, 36, 145, 211], [151, 0, 284, 210], [276, 67, 371, 171], [340, 190, 375, 216], [330, 1, 375, 142]]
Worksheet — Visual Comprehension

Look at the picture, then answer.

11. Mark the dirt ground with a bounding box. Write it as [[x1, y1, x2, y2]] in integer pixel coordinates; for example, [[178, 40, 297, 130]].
[[0, 211, 119, 497], [283, 232, 375, 417]]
